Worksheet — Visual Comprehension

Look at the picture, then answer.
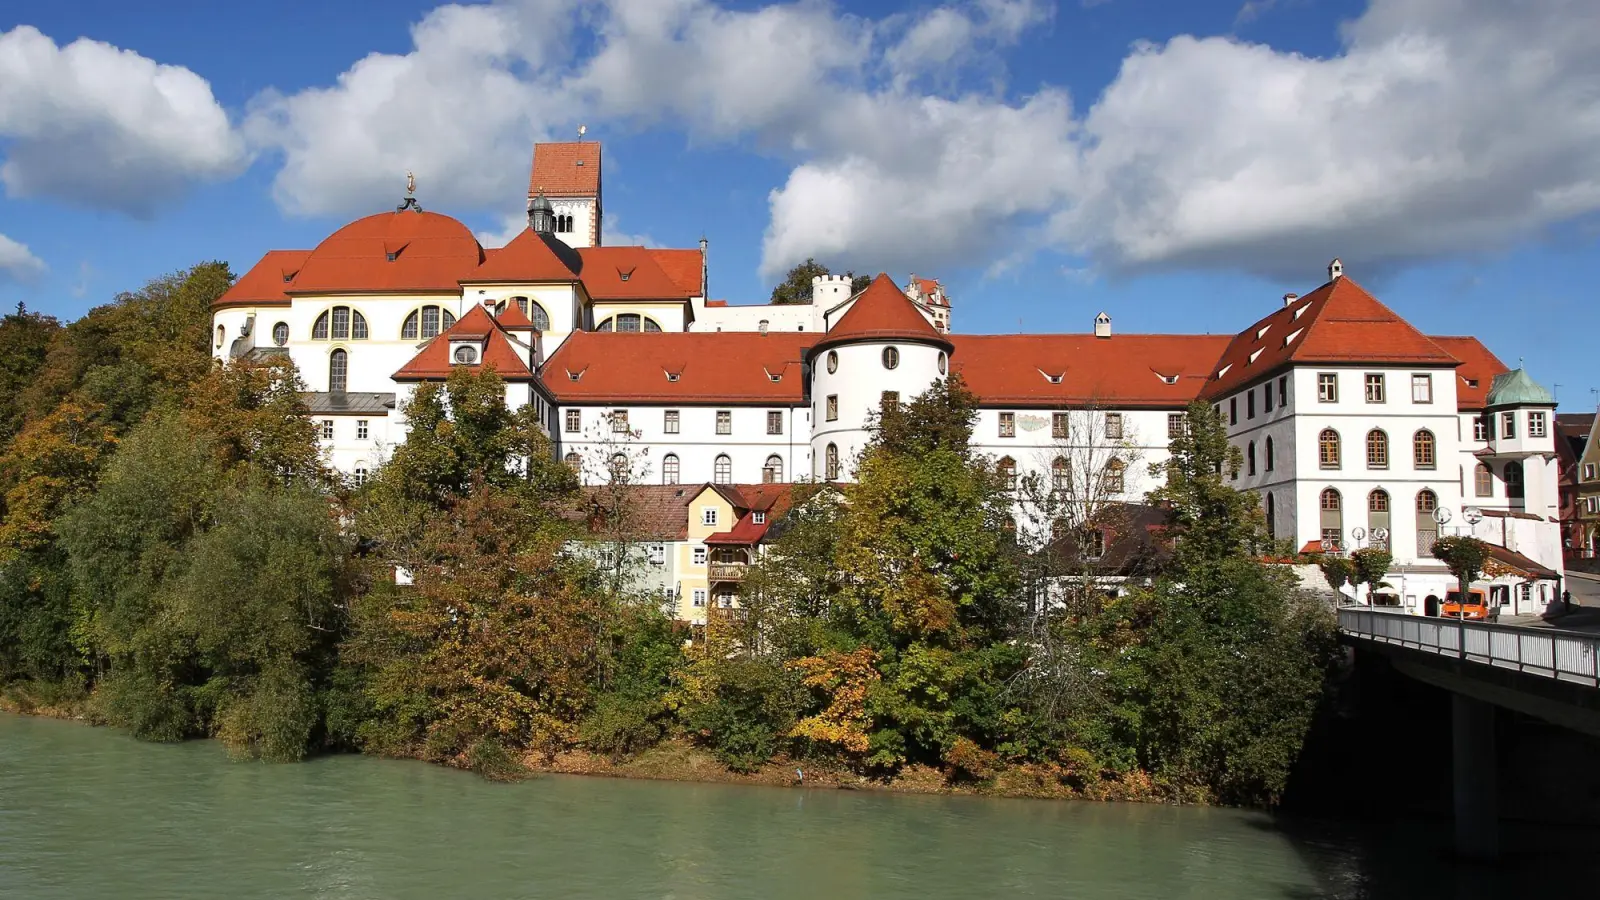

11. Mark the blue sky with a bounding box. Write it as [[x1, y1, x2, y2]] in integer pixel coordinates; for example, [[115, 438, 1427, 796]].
[[3, 0, 1598, 407]]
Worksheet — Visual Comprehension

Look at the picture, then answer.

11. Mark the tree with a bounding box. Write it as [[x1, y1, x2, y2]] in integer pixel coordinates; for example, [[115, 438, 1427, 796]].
[[0, 401, 119, 561], [769, 258, 872, 305], [1431, 536, 1489, 604], [1349, 547, 1393, 605], [0, 304, 61, 448]]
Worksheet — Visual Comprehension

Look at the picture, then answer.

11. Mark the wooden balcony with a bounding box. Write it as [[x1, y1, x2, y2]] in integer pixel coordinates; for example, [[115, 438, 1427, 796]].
[[708, 563, 747, 583]]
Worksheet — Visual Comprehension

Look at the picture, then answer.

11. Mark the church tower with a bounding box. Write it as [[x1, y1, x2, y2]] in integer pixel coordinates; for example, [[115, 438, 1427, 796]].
[[528, 141, 602, 248]]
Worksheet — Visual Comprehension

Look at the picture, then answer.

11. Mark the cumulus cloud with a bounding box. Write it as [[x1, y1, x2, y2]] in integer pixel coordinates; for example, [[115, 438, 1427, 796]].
[[0, 232, 46, 283], [883, 0, 1051, 88], [0, 26, 245, 216]]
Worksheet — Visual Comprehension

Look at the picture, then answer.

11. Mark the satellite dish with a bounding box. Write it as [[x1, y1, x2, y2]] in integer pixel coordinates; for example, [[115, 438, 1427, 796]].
[[1433, 506, 1454, 525], [1462, 507, 1482, 525], [1351, 526, 1367, 541], [1373, 527, 1390, 541]]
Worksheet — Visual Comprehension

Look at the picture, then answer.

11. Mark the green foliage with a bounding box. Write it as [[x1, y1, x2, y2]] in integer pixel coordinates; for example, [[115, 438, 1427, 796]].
[[580, 608, 686, 758], [686, 656, 807, 771], [1349, 547, 1393, 599], [1319, 557, 1355, 592], [1431, 536, 1489, 595], [0, 304, 60, 446]]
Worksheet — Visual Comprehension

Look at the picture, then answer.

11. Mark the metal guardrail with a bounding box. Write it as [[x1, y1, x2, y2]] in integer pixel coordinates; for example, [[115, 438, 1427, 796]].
[[1339, 608, 1600, 688]]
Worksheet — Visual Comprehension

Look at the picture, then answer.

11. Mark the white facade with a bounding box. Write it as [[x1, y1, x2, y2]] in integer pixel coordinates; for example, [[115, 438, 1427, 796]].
[[558, 404, 812, 487]]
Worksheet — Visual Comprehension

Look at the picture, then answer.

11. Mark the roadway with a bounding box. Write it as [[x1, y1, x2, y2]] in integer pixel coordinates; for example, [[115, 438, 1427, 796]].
[[1500, 570, 1600, 633]]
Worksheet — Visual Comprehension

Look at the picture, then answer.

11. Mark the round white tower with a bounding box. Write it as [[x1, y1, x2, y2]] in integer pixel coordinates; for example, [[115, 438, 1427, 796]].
[[808, 273, 952, 481]]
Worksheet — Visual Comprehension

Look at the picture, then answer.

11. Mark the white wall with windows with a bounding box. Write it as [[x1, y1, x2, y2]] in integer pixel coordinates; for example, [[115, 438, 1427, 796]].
[[556, 403, 811, 485], [809, 339, 946, 480]]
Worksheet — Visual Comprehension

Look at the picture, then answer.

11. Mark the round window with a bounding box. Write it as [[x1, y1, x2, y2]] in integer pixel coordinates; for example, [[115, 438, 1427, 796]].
[[827, 350, 838, 374], [882, 346, 899, 370], [453, 345, 478, 364], [938, 352, 947, 375], [273, 322, 290, 346]]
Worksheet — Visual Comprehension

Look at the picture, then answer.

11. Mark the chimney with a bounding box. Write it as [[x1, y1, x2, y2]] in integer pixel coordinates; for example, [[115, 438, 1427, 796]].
[[1093, 312, 1111, 339], [1283, 292, 1299, 307], [1327, 258, 1344, 281]]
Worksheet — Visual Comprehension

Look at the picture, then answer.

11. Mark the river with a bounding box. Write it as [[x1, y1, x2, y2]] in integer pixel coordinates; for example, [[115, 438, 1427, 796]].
[[1, 712, 1595, 899]]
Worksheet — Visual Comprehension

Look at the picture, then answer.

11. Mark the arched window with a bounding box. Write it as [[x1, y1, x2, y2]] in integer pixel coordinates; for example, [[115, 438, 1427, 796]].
[[313, 306, 368, 341], [402, 306, 454, 340], [662, 454, 680, 485], [215, 325, 225, 349], [1416, 489, 1439, 557], [1413, 429, 1436, 470], [1368, 489, 1391, 549], [1265, 493, 1276, 540], [1265, 435, 1275, 471], [595, 315, 662, 333], [1474, 463, 1494, 497], [313, 312, 329, 340], [825, 443, 839, 481], [763, 455, 783, 484], [1504, 460, 1525, 505], [564, 451, 580, 471], [1051, 456, 1069, 491], [1319, 488, 1343, 550], [998, 456, 1017, 491], [1366, 429, 1389, 469], [1319, 428, 1341, 469], [530, 303, 550, 332], [328, 349, 348, 394], [882, 346, 900, 369], [714, 454, 732, 485], [272, 322, 289, 346], [1103, 458, 1125, 494], [1247, 441, 1257, 476]]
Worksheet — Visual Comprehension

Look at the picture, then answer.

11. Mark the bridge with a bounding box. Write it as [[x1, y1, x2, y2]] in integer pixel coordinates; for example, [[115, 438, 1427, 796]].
[[1338, 608, 1600, 860]]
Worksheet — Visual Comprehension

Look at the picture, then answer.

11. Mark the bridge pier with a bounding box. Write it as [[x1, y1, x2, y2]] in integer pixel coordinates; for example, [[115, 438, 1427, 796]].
[[1452, 694, 1498, 861]]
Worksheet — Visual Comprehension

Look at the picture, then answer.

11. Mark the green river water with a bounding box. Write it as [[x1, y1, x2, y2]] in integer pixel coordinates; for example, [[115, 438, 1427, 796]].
[[2, 712, 1595, 899]]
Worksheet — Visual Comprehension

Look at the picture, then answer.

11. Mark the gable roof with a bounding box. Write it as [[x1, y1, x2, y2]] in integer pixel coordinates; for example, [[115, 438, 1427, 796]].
[[813, 273, 950, 352], [650, 248, 704, 297], [576, 246, 695, 300], [530, 142, 601, 196], [392, 303, 532, 381], [215, 250, 311, 309], [1431, 336, 1506, 410], [494, 299, 536, 329], [951, 334, 1230, 408], [465, 227, 580, 283], [1205, 277, 1458, 400], [290, 210, 486, 294], [543, 331, 812, 404], [570, 484, 696, 541]]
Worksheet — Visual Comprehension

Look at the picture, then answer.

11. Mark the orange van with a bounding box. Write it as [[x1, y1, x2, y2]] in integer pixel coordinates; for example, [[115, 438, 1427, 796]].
[[1442, 588, 1493, 621]]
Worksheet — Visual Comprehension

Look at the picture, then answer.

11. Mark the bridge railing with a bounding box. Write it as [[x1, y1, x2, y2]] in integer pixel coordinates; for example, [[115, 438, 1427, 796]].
[[1338, 608, 1600, 688]]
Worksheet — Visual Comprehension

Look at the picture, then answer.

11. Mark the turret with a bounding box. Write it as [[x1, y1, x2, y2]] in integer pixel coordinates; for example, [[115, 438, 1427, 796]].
[[528, 190, 556, 235]]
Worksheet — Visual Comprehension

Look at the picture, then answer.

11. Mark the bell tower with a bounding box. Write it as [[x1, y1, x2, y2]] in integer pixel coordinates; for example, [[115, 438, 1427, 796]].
[[528, 139, 602, 248]]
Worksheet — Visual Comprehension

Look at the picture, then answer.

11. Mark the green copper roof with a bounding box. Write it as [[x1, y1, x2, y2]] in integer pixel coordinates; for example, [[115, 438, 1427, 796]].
[[1486, 368, 1554, 407]]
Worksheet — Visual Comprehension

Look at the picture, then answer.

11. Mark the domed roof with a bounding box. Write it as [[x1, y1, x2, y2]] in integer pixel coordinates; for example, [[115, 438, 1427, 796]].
[[290, 209, 486, 293], [810, 273, 951, 355], [1485, 368, 1554, 407]]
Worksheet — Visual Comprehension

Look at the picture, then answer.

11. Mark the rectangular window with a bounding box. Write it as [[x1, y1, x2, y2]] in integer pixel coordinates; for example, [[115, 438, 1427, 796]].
[[1264, 385, 1273, 413], [320, 419, 334, 440], [1365, 373, 1386, 403], [664, 410, 679, 434], [753, 511, 766, 524], [565, 409, 580, 433], [701, 509, 718, 526], [1529, 411, 1547, 438], [1501, 411, 1516, 440], [692, 588, 707, 608], [1584, 463, 1597, 480], [1476, 465, 1494, 497], [611, 410, 629, 433], [693, 546, 707, 566], [1588, 497, 1599, 514], [1412, 374, 1433, 403], [1052, 413, 1069, 440], [648, 544, 665, 566], [1318, 373, 1338, 403], [1084, 529, 1105, 560], [1105, 413, 1123, 440], [826, 395, 838, 421], [999, 412, 1016, 438], [1229, 398, 1238, 426], [1277, 376, 1288, 408], [1167, 413, 1186, 439], [1246, 391, 1256, 419], [356, 419, 369, 440], [767, 410, 783, 435], [1474, 416, 1488, 441], [331, 306, 350, 340], [716, 410, 732, 435]]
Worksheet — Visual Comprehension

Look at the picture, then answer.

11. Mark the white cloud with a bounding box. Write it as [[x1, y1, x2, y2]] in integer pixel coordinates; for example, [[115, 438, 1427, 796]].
[[0, 232, 46, 283], [884, 0, 1050, 88], [0, 26, 245, 216]]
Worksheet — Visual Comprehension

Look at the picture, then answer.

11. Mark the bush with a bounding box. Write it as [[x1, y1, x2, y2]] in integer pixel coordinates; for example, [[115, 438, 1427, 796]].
[[687, 657, 806, 772], [580, 693, 670, 759]]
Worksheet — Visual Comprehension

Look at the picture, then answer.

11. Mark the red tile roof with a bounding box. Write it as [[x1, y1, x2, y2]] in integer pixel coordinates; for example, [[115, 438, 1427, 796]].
[[495, 299, 536, 330], [577, 246, 696, 300], [950, 334, 1230, 408], [215, 250, 310, 309], [393, 303, 533, 381], [289, 211, 486, 294], [1430, 336, 1507, 410], [542, 331, 812, 404], [814, 273, 950, 352], [650, 249, 703, 297], [465, 227, 579, 283], [571, 484, 697, 540], [529, 142, 600, 196], [1205, 277, 1458, 400]]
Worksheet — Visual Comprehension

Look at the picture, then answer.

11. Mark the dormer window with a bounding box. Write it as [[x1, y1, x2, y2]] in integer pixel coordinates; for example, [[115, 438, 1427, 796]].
[[666, 371, 681, 382], [566, 367, 584, 382], [386, 251, 397, 262], [753, 511, 766, 524], [1248, 349, 1263, 364], [618, 267, 634, 282], [1256, 324, 1272, 340]]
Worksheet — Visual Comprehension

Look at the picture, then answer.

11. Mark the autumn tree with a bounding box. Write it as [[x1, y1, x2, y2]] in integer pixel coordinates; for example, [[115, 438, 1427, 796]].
[[0, 304, 60, 448]]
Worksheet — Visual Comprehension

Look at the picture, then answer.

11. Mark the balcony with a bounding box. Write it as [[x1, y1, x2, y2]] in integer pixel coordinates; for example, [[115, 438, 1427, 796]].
[[708, 563, 747, 583]]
